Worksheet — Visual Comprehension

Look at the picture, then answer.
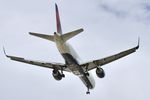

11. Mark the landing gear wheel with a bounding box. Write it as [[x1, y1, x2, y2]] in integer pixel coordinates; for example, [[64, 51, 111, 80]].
[[86, 91, 90, 94], [61, 74, 65, 78]]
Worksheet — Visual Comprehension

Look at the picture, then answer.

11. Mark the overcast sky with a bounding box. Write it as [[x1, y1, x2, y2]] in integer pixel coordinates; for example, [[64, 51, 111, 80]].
[[0, 0, 150, 100]]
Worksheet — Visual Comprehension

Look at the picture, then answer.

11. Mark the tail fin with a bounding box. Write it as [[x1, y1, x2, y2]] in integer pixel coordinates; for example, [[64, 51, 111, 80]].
[[55, 3, 62, 34]]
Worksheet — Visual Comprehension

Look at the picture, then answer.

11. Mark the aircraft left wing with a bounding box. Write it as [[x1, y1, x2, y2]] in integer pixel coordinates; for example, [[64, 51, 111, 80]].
[[80, 42, 139, 71], [3, 49, 70, 72]]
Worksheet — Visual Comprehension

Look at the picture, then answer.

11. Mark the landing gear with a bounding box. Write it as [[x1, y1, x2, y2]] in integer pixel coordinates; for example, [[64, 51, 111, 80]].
[[61, 73, 65, 77], [61, 67, 65, 78], [86, 87, 90, 94], [85, 72, 89, 76], [85, 65, 89, 76], [86, 91, 90, 94]]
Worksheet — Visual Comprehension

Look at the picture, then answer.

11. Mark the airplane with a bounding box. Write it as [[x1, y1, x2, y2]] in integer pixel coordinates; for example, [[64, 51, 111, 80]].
[[3, 3, 139, 94]]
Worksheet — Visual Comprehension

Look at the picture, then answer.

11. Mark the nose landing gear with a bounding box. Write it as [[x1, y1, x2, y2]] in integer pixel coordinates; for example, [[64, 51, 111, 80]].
[[86, 87, 90, 94]]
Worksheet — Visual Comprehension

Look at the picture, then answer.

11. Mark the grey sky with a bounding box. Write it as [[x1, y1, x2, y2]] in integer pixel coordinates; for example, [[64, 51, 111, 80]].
[[0, 0, 150, 100]]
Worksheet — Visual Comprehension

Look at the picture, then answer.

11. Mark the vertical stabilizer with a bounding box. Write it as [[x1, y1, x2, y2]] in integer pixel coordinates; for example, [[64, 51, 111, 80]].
[[55, 3, 62, 34]]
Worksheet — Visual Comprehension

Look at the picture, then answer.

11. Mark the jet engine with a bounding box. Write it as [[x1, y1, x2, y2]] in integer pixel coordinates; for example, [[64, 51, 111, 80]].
[[96, 68, 105, 78], [52, 69, 62, 81]]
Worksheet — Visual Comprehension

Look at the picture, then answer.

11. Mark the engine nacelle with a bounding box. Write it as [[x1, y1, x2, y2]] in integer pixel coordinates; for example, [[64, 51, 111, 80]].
[[96, 68, 105, 78], [52, 69, 62, 81]]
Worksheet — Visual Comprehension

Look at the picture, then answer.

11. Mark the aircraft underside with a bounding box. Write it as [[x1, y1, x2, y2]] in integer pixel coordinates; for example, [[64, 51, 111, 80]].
[[62, 53, 95, 94], [4, 3, 139, 95]]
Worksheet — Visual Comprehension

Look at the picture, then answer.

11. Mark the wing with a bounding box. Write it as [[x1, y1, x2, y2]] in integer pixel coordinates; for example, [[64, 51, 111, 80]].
[[80, 43, 139, 71], [3, 49, 70, 72]]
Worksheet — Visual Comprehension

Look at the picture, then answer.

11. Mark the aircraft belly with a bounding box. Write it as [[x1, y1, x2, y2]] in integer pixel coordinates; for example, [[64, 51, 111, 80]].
[[62, 53, 84, 75], [68, 65, 82, 75], [79, 75, 94, 89]]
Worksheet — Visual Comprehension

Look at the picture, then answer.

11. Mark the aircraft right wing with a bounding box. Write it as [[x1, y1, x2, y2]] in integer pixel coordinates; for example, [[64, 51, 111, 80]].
[[80, 40, 140, 71]]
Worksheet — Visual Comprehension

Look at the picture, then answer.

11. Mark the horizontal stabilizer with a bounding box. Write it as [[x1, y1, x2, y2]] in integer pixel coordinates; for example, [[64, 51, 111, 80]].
[[29, 32, 54, 42], [62, 28, 84, 42]]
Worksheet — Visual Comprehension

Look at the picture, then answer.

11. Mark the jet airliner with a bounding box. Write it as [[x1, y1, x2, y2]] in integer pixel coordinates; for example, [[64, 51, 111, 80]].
[[4, 4, 139, 94]]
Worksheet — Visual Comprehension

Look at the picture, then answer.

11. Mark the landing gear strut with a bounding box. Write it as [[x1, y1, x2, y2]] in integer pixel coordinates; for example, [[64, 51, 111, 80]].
[[85, 65, 89, 76], [85, 72, 89, 76], [61, 67, 65, 78], [86, 87, 90, 94]]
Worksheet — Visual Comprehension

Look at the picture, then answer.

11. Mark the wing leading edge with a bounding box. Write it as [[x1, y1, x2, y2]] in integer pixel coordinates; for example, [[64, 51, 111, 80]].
[[80, 39, 139, 71]]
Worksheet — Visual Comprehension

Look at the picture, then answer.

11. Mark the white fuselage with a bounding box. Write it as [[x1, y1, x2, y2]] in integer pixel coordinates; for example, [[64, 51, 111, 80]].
[[54, 32, 95, 89]]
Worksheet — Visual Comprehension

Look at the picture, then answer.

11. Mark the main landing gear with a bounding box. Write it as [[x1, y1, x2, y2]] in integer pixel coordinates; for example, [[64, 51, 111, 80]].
[[85, 72, 89, 76], [61, 67, 65, 78]]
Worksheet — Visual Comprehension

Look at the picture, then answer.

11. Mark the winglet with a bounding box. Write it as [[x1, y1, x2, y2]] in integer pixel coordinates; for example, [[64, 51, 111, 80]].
[[3, 46, 8, 57], [136, 37, 140, 49]]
